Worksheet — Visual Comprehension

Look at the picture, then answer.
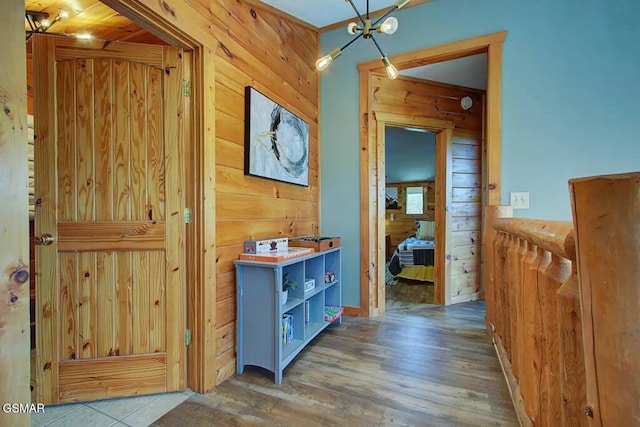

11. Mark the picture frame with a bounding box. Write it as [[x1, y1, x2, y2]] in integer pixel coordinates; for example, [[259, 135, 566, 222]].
[[244, 86, 309, 187]]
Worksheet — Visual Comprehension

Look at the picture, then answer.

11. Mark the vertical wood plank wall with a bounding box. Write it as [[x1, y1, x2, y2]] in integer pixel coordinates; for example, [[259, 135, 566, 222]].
[[385, 180, 435, 248], [188, 0, 320, 384], [450, 130, 482, 303], [0, 0, 30, 425], [370, 75, 484, 308]]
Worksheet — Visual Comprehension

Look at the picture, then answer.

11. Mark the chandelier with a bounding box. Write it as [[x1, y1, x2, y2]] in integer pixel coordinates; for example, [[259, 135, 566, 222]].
[[315, 0, 411, 79], [25, 10, 69, 41]]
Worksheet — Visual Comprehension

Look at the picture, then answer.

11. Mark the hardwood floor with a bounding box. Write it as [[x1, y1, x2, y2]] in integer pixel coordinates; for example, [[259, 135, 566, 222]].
[[386, 279, 435, 304], [153, 301, 518, 426]]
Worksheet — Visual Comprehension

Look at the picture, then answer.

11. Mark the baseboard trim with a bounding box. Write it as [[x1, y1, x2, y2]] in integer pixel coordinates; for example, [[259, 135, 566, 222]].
[[342, 306, 360, 317]]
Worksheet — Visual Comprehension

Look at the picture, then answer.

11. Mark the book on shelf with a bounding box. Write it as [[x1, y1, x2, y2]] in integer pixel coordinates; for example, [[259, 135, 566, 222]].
[[239, 247, 315, 262], [304, 301, 310, 324], [282, 313, 293, 344]]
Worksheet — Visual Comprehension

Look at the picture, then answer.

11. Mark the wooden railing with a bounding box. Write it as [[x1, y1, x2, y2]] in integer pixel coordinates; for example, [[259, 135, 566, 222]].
[[485, 207, 586, 427], [484, 172, 640, 427]]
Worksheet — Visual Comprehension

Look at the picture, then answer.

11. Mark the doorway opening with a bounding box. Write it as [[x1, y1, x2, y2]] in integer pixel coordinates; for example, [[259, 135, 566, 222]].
[[384, 126, 437, 306], [26, 0, 207, 403], [358, 31, 506, 317]]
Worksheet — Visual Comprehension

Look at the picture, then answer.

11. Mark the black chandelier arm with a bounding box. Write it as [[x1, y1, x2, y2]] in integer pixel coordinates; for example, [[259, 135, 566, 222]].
[[346, 0, 366, 25], [340, 31, 365, 52], [369, 34, 387, 58], [26, 17, 36, 32]]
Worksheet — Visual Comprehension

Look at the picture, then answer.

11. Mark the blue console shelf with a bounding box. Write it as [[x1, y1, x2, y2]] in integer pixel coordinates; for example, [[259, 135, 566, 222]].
[[235, 247, 342, 384]]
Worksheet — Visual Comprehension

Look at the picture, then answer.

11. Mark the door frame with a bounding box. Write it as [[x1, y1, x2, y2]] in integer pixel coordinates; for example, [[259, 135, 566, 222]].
[[357, 31, 506, 317], [376, 114, 454, 310]]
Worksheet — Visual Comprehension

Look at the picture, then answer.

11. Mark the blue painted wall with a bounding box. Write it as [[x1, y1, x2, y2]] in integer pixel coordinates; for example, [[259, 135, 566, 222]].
[[320, 0, 640, 306]]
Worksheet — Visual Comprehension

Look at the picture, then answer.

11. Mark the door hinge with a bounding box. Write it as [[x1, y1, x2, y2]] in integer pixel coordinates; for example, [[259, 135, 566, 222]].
[[182, 80, 191, 97], [185, 329, 192, 346], [184, 208, 192, 224]]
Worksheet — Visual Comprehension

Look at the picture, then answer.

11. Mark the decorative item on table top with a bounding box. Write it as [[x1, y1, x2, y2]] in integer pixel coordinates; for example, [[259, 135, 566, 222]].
[[315, 0, 411, 79], [244, 86, 309, 187], [289, 236, 341, 252], [239, 247, 315, 262], [243, 237, 288, 254]]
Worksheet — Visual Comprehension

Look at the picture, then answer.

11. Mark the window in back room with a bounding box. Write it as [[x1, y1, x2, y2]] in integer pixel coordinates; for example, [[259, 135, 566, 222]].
[[406, 186, 424, 214]]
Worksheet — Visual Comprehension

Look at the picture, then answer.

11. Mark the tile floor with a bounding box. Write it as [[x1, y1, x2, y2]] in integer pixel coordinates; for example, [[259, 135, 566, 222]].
[[31, 390, 193, 427]]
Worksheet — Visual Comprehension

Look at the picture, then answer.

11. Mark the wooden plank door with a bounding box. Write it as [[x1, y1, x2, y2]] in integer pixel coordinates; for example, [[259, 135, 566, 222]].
[[32, 36, 186, 404]]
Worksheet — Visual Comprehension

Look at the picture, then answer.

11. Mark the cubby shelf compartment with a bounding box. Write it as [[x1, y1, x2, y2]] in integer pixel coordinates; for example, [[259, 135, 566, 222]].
[[235, 247, 342, 385], [325, 280, 339, 289], [305, 284, 324, 299]]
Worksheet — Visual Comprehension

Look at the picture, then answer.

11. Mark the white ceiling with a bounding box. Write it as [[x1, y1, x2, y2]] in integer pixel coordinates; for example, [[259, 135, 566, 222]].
[[400, 54, 488, 90], [259, 1, 487, 90], [259, 0, 400, 28]]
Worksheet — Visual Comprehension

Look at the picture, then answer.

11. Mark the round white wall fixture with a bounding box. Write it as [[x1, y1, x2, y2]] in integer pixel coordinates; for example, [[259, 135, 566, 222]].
[[461, 96, 473, 110]]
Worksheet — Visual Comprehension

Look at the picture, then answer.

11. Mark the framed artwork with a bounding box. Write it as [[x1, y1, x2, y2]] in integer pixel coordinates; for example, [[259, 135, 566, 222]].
[[385, 186, 400, 209], [244, 86, 309, 187]]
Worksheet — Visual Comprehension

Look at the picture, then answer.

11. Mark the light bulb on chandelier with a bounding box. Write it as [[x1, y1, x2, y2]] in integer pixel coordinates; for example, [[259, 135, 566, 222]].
[[315, 0, 410, 79], [382, 56, 399, 79], [315, 47, 342, 71], [25, 9, 73, 41], [378, 17, 398, 35]]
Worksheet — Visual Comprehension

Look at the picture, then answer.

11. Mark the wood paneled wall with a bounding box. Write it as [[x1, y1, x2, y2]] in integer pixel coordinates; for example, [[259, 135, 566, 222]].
[[385, 181, 435, 249], [450, 130, 482, 303], [371, 75, 484, 130], [208, 1, 319, 384], [370, 75, 484, 308]]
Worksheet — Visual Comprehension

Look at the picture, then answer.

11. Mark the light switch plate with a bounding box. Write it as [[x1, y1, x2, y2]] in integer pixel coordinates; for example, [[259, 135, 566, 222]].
[[510, 192, 530, 209]]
